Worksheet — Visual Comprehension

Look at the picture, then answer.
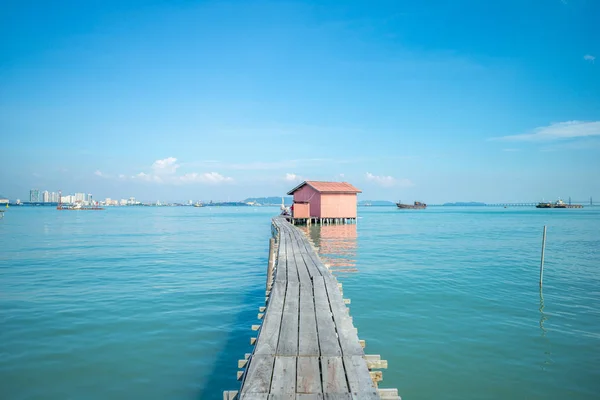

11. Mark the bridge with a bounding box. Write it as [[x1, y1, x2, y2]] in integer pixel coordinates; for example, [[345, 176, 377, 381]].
[[224, 217, 399, 399]]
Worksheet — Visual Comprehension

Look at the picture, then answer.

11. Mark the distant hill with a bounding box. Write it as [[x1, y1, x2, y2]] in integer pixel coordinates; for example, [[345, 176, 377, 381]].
[[358, 200, 395, 206], [244, 196, 293, 206], [442, 202, 486, 206]]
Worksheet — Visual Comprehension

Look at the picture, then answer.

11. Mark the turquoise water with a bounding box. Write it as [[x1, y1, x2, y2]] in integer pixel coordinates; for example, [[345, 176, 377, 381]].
[[1, 206, 599, 399]]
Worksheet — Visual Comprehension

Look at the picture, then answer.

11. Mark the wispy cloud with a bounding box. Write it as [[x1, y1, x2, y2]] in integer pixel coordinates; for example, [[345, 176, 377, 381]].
[[185, 158, 356, 171], [366, 172, 413, 188], [584, 54, 596, 63], [491, 121, 600, 142], [177, 172, 233, 184], [127, 157, 233, 185], [541, 138, 600, 152], [152, 157, 180, 175], [284, 173, 302, 182]]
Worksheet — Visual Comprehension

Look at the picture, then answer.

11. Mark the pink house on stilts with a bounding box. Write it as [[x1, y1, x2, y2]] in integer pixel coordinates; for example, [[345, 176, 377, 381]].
[[286, 181, 362, 224]]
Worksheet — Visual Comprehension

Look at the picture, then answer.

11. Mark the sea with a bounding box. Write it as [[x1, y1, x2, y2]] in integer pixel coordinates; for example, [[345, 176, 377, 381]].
[[1, 206, 599, 399]]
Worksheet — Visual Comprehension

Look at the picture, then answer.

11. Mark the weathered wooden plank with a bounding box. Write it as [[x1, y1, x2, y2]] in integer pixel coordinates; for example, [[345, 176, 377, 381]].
[[270, 356, 297, 394], [323, 395, 352, 400], [321, 357, 348, 393], [285, 231, 300, 284], [378, 388, 400, 399], [364, 355, 387, 369], [343, 356, 378, 396], [267, 281, 286, 314], [297, 394, 324, 400], [277, 282, 299, 356], [313, 278, 342, 356], [241, 355, 275, 394], [239, 393, 269, 400], [299, 284, 319, 356], [223, 390, 238, 400], [275, 232, 288, 283], [293, 231, 324, 278], [288, 231, 312, 285], [297, 357, 322, 394], [254, 281, 285, 357], [254, 307, 282, 355], [323, 278, 364, 357]]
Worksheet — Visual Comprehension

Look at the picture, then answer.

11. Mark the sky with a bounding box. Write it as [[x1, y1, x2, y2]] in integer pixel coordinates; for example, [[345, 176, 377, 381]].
[[1, 0, 599, 203]]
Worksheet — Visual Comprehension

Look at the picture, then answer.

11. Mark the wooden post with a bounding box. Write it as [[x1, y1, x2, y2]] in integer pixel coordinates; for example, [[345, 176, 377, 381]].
[[540, 225, 546, 287], [267, 238, 275, 291]]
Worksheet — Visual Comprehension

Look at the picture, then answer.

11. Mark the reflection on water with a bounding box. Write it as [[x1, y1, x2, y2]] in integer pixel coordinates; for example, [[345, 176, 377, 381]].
[[539, 289, 553, 369], [298, 224, 358, 277]]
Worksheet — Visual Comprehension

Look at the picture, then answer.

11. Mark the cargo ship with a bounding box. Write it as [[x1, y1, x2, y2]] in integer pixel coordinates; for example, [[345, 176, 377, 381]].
[[536, 199, 583, 209], [396, 201, 427, 209]]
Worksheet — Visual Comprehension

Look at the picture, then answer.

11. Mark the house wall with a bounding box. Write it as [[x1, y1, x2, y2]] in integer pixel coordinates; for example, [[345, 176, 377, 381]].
[[293, 185, 321, 217], [319, 193, 358, 218], [292, 202, 310, 218]]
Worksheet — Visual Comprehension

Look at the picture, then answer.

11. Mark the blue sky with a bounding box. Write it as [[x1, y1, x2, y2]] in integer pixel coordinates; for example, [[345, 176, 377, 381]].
[[1, 0, 598, 202]]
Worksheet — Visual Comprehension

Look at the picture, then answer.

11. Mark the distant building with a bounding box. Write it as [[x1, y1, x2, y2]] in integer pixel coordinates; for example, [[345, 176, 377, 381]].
[[287, 181, 362, 221], [50, 192, 59, 202], [120, 199, 127, 206], [30, 189, 40, 203], [75, 193, 86, 203], [42, 191, 50, 202]]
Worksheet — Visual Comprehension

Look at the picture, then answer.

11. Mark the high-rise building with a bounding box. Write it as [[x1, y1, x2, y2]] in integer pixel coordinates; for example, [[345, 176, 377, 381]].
[[42, 191, 50, 202], [50, 192, 59, 202], [30, 189, 40, 203], [75, 193, 85, 203]]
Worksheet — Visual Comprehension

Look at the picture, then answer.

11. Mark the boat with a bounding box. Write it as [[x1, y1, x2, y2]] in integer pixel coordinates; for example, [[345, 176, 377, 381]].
[[193, 202, 203, 207], [396, 201, 427, 209], [56, 191, 104, 210], [536, 199, 583, 209]]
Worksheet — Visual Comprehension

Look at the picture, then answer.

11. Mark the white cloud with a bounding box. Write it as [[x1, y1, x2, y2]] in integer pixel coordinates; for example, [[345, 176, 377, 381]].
[[129, 159, 233, 185], [285, 173, 302, 182], [584, 54, 595, 63], [177, 172, 233, 184], [492, 121, 600, 142], [152, 157, 179, 174], [118, 174, 126, 179], [366, 172, 414, 188], [94, 170, 104, 177]]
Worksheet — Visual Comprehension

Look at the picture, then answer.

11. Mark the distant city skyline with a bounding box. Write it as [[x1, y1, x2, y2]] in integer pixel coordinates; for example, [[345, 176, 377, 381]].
[[1, 1, 599, 202]]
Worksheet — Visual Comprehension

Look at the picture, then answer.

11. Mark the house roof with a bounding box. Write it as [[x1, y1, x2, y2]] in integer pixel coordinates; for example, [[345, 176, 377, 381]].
[[287, 181, 362, 195]]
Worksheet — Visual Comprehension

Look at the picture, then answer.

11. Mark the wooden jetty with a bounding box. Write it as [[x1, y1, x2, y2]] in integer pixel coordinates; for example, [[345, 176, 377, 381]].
[[224, 217, 400, 400]]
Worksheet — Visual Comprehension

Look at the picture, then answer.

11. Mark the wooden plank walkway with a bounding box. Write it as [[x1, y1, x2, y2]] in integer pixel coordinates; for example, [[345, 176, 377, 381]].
[[225, 217, 400, 400]]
